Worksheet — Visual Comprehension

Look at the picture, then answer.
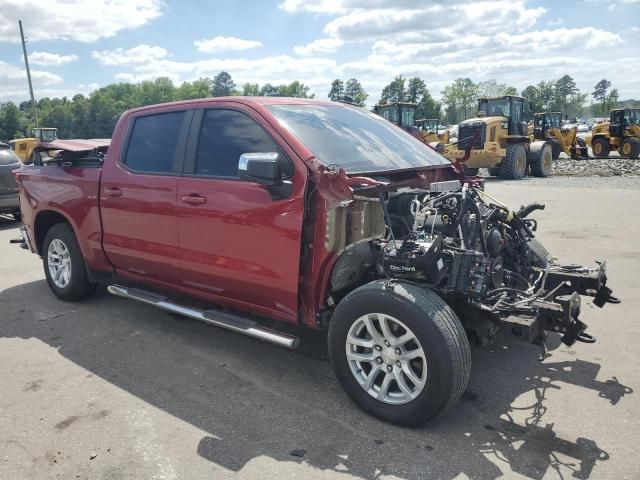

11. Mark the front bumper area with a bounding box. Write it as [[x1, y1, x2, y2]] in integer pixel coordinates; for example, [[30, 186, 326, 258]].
[[443, 142, 506, 168], [501, 262, 617, 347]]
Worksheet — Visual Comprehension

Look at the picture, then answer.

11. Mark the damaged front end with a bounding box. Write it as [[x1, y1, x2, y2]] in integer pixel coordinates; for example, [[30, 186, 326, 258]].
[[324, 175, 618, 355]]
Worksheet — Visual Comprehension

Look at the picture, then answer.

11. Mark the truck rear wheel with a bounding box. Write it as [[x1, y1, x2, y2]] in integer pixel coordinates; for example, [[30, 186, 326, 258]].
[[620, 137, 640, 159], [592, 137, 610, 158], [530, 142, 553, 177], [501, 144, 527, 180], [328, 280, 471, 426], [43, 223, 96, 301]]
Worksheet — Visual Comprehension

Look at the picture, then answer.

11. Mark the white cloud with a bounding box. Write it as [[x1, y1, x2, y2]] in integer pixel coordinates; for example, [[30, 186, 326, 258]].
[[29, 51, 79, 66], [495, 27, 622, 50], [194, 36, 263, 54], [0, 0, 162, 43], [323, 2, 545, 41], [278, 0, 344, 13], [0, 60, 62, 85], [92, 44, 169, 66], [294, 37, 344, 55]]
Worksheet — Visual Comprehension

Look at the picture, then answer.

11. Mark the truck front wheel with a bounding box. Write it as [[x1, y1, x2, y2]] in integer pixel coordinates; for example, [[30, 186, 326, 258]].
[[43, 223, 96, 301], [328, 280, 471, 426]]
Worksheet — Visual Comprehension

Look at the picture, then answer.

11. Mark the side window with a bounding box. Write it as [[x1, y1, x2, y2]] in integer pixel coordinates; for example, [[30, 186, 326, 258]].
[[195, 109, 292, 178], [124, 111, 185, 173]]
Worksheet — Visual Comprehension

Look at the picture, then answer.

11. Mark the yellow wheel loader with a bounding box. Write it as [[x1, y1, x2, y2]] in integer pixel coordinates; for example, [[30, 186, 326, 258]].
[[532, 112, 588, 159], [416, 118, 450, 145], [374, 103, 446, 153], [586, 108, 640, 158], [442, 96, 552, 179], [9, 127, 58, 164]]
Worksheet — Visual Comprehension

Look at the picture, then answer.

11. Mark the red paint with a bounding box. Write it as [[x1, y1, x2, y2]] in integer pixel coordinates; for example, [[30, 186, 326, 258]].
[[19, 97, 460, 328]]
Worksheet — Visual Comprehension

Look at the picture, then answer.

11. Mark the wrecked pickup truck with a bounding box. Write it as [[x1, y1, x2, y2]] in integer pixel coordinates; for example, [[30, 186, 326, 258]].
[[14, 98, 617, 426]]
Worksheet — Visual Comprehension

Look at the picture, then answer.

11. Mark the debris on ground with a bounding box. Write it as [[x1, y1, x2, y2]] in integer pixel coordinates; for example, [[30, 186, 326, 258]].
[[289, 449, 306, 458]]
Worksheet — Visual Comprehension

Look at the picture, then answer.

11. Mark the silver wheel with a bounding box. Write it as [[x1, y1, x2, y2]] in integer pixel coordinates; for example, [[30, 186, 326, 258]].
[[47, 238, 72, 288], [346, 313, 427, 405]]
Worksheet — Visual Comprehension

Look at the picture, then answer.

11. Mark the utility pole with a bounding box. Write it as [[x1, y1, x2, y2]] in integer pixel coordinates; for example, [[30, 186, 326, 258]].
[[19, 20, 38, 127]]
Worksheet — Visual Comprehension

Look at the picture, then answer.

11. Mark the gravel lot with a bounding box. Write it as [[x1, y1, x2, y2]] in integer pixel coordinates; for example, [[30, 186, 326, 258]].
[[1, 177, 639, 480]]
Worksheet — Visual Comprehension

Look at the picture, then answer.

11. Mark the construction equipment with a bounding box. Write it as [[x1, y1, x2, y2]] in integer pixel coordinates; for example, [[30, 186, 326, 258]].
[[586, 108, 640, 158], [416, 118, 450, 145], [9, 127, 57, 163], [373, 102, 417, 128], [374, 103, 447, 153], [442, 95, 552, 179], [532, 112, 588, 159]]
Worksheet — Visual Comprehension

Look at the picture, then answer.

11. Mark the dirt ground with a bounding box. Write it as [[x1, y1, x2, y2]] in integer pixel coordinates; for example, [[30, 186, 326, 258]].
[[1, 176, 638, 480]]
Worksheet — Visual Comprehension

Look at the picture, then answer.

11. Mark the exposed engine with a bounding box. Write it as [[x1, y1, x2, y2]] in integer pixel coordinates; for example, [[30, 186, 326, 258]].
[[331, 181, 618, 350]]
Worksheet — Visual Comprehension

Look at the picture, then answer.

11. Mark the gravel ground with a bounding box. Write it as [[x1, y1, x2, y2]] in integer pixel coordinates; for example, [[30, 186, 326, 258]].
[[1, 178, 639, 480], [551, 158, 640, 177]]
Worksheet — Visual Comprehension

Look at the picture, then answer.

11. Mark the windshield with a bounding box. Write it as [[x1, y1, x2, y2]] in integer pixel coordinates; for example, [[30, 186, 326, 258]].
[[267, 104, 449, 174], [625, 109, 640, 126], [479, 98, 511, 117]]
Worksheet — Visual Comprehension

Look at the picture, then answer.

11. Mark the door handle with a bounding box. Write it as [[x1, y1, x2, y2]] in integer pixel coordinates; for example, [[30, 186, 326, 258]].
[[181, 194, 207, 205], [104, 187, 123, 197]]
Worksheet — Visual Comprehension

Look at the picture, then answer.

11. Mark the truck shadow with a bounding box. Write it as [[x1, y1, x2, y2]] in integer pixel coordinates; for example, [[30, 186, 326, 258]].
[[0, 281, 631, 480]]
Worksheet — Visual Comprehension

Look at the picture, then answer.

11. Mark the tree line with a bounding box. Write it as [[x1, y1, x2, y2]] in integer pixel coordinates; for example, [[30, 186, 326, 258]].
[[0, 72, 314, 141], [0, 70, 637, 142]]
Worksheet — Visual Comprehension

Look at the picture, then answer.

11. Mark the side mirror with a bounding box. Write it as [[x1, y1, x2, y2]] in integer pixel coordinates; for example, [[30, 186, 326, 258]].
[[238, 152, 282, 186]]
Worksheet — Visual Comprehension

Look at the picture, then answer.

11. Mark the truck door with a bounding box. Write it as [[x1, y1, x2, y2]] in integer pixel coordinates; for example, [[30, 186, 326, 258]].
[[100, 109, 190, 285], [176, 106, 306, 322]]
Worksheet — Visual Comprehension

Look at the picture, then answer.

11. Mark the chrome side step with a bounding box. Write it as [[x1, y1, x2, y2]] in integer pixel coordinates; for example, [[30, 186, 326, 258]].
[[107, 285, 299, 349]]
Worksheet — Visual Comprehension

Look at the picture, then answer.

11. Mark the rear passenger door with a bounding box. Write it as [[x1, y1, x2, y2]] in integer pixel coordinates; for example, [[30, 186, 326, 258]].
[[176, 105, 306, 321], [101, 109, 191, 286]]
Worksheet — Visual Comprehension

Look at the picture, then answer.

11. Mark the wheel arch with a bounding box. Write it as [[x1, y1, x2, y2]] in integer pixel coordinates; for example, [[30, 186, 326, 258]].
[[34, 209, 77, 255]]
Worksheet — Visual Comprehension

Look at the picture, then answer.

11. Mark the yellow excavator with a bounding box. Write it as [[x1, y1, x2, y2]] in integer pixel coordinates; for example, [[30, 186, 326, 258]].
[[9, 127, 58, 164], [531, 112, 588, 159], [586, 108, 640, 158]]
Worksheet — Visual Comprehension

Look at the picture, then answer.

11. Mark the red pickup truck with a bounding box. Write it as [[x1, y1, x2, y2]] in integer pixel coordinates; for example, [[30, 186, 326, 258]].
[[15, 97, 616, 426]]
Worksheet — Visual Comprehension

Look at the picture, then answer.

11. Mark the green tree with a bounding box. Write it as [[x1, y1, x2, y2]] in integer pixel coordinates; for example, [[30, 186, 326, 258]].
[[536, 80, 556, 111], [380, 75, 406, 103], [441, 78, 477, 122], [344, 78, 368, 106], [328, 79, 344, 101], [416, 91, 440, 120], [607, 88, 619, 110], [242, 83, 260, 96], [406, 77, 426, 103], [521, 85, 541, 111], [211, 71, 236, 97], [592, 79, 612, 116], [477, 79, 517, 98], [259, 83, 278, 96], [0, 102, 22, 141], [552, 75, 577, 112], [276, 80, 313, 98]]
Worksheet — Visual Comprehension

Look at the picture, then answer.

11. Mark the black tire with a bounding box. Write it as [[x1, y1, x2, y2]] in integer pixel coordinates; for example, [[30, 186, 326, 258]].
[[528, 238, 552, 268], [500, 143, 527, 180], [328, 280, 471, 426], [548, 138, 561, 159], [463, 166, 479, 176], [530, 142, 553, 177], [592, 137, 610, 158], [42, 223, 96, 301], [488, 167, 501, 177], [620, 137, 640, 159]]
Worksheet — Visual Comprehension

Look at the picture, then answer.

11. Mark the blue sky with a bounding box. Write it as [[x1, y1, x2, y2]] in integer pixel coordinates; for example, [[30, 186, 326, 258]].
[[0, 0, 638, 105]]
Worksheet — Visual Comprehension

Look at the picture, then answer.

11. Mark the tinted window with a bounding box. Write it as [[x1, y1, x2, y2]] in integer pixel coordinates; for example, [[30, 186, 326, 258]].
[[195, 109, 290, 177], [125, 111, 185, 173], [267, 104, 449, 174]]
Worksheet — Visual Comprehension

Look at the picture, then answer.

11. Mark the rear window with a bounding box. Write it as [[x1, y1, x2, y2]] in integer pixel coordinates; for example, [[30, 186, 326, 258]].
[[124, 111, 185, 173], [0, 149, 20, 166]]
